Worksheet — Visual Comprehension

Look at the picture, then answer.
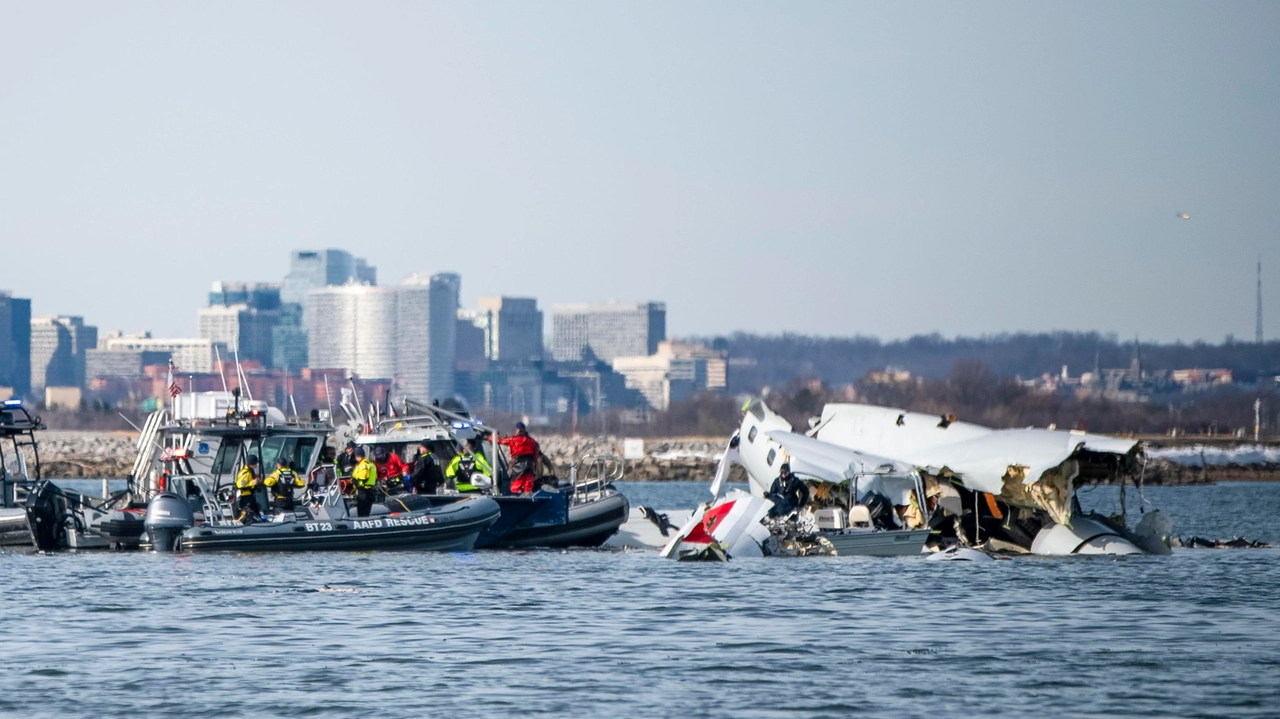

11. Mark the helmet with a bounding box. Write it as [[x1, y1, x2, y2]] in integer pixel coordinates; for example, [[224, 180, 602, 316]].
[[247, 455, 260, 466]]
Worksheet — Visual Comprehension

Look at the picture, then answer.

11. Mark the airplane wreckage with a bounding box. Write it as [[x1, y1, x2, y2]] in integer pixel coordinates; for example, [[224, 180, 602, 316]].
[[610, 399, 1177, 561]]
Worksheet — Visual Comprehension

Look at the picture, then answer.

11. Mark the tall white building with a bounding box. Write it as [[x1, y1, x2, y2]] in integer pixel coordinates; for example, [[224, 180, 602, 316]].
[[458, 296, 543, 362], [551, 301, 666, 362], [307, 274, 458, 402], [307, 285, 397, 380]]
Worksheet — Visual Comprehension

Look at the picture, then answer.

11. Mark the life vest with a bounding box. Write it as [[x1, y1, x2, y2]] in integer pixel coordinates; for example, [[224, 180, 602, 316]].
[[351, 458, 378, 490], [235, 467, 258, 497], [266, 468, 303, 500]]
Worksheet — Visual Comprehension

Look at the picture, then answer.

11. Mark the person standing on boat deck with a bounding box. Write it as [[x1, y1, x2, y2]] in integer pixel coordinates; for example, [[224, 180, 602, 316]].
[[766, 463, 809, 518], [446, 439, 493, 493], [235, 455, 263, 523], [499, 422, 542, 495], [335, 441, 358, 478], [411, 442, 444, 494], [264, 458, 306, 512], [351, 447, 378, 517], [373, 445, 410, 493]]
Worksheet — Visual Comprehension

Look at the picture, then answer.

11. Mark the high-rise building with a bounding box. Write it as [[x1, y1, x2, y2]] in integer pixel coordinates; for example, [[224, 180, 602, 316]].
[[399, 273, 458, 402], [203, 282, 283, 368], [30, 316, 97, 390], [307, 275, 459, 402], [0, 291, 32, 396], [307, 285, 397, 381], [279, 250, 377, 367], [281, 250, 377, 306], [198, 305, 277, 368], [459, 296, 544, 363], [101, 336, 213, 374], [208, 281, 282, 311], [551, 301, 666, 362]]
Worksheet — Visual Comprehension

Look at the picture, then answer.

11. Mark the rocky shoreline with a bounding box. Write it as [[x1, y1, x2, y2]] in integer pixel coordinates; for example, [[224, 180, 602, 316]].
[[20, 431, 1280, 485]]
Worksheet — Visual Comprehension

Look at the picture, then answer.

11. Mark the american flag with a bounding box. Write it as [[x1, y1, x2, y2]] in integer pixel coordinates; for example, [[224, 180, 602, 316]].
[[166, 359, 182, 398]]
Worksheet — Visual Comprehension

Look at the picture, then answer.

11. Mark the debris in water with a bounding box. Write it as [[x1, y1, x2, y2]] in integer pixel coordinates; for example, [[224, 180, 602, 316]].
[[1175, 536, 1274, 549]]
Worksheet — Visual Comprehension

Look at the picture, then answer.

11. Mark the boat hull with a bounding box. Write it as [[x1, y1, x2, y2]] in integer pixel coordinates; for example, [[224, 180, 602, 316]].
[[822, 528, 931, 556], [494, 492, 630, 549], [170, 496, 501, 553]]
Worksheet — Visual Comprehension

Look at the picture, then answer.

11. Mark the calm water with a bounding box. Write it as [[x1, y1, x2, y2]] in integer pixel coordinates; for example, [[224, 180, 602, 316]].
[[2, 481, 1278, 718]]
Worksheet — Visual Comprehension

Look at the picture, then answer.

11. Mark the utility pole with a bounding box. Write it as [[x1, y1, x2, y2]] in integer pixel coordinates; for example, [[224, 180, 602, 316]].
[[1258, 258, 1264, 344]]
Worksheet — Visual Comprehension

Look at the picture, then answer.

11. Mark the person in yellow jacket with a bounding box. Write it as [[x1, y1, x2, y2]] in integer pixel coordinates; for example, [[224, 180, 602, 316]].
[[350, 447, 379, 517], [235, 455, 262, 523], [264, 457, 306, 512], [445, 439, 493, 493]]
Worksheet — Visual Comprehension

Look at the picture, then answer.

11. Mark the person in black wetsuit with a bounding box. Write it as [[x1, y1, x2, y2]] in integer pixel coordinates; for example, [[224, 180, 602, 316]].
[[410, 441, 444, 495], [767, 463, 810, 518]]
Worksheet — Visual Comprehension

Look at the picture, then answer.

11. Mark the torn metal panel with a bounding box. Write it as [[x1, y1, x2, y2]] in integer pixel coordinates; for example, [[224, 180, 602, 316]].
[[814, 404, 1140, 509]]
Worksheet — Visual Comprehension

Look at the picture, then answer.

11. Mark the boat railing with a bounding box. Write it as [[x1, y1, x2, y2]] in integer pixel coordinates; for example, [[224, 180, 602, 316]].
[[566, 453, 625, 502]]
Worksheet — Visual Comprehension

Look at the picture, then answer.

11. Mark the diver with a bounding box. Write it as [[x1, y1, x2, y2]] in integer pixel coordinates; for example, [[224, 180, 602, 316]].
[[410, 441, 444, 495], [446, 439, 493, 493], [264, 457, 306, 512], [498, 421, 542, 495], [766, 463, 810, 518], [235, 455, 263, 523], [351, 447, 378, 518]]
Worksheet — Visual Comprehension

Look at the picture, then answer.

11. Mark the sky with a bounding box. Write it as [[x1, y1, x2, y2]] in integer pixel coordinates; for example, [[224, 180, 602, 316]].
[[2, 1, 1279, 343]]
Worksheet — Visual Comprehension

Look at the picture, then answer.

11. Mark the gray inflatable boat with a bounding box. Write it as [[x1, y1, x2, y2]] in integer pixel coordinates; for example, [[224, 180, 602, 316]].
[[144, 487, 500, 553]]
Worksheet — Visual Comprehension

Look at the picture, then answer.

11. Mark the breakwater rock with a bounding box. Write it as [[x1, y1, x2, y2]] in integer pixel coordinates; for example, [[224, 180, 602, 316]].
[[24, 431, 740, 482], [26, 431, 139, 479]]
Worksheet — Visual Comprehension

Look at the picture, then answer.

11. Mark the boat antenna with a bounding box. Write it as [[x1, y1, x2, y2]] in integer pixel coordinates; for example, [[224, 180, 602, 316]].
[[213, 344, 229, 394], [232, 344, 253, 402], [324, 373, 334, 421], [285, 363, 298, 420]]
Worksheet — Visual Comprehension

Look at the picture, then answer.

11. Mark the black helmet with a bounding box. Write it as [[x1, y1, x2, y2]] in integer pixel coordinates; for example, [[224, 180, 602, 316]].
[[354, 447, 366, 458], [374, 446, 388, 461]]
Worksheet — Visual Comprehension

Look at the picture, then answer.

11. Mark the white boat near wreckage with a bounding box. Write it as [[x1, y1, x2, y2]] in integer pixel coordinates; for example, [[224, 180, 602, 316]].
[[611, 399, 1174, 561]]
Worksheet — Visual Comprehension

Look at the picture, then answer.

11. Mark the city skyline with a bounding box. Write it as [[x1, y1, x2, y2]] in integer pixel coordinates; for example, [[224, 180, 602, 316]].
[[2, 4, 1278, 343]]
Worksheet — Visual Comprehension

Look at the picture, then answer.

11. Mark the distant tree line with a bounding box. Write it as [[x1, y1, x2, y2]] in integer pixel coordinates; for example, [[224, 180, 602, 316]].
[[690, 331, 1280, 392]]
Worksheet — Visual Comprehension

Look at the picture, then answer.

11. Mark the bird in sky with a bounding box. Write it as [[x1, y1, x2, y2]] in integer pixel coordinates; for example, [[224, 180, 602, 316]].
[[1176, 212, 1191, 220]]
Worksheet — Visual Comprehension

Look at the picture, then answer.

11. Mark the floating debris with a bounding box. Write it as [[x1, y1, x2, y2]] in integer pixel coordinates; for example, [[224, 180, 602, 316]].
[[1175, 536, 1274, 549]]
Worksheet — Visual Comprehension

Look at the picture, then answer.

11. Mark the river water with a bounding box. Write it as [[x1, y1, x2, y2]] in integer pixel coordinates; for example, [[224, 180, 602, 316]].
[[2, 481, 1278, 718]]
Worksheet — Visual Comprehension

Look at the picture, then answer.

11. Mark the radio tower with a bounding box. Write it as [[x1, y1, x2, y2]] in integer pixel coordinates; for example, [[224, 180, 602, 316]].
[[1258, 258, 1264, 344]]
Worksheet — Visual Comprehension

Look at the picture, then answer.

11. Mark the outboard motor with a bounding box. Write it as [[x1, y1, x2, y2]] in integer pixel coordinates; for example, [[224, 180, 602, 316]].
[[144, 492, 195, 552], [24, 479, 69, 551]]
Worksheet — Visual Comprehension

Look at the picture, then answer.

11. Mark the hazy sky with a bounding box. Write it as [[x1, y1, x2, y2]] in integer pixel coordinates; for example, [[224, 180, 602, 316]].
[[2, 2, 1278, 343]]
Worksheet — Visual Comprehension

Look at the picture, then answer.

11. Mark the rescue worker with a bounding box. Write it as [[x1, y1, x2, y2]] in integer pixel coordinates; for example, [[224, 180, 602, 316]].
[[498, 421, 542, 495], [766, 463, 810, 518], [235, 455, 263, 523], [445, 439, 493, 493], [410, 441, 444, 495], [335, 441, 358, 478], [351, 447, 378, 517], [264, 457, 306, 512], [373, 445, 410, 493]]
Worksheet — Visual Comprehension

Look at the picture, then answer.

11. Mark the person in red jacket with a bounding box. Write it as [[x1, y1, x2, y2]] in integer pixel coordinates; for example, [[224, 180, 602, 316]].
[[499, 422, 541, 495], [373, 445, 410, 493]]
